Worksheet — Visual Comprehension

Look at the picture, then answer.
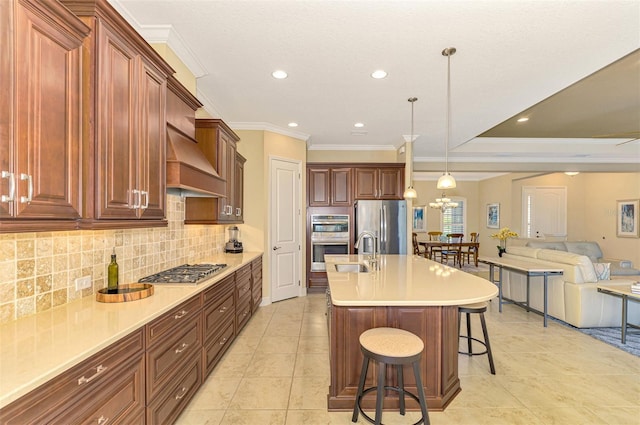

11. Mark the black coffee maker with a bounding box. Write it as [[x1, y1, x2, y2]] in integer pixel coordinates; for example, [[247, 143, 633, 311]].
[[224, 226, 243, 253]]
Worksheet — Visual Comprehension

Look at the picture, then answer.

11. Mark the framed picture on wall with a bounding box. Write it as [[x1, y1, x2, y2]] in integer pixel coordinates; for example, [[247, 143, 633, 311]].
[[487, 203, 500, 229], [617, 199, 639, 238], [412, 206, 427, 232]]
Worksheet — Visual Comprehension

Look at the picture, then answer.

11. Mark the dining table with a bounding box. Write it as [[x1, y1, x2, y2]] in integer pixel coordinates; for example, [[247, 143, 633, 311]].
[[418, 241, 480, 267]]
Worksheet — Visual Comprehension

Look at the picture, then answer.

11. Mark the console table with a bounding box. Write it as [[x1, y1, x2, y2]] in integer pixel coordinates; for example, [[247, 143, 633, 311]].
[[479, 256, 564, 327], [597, 284, 640, 343]]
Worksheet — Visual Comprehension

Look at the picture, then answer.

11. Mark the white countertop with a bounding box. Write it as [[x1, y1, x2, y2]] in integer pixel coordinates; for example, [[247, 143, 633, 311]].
[[0, 251, 262, 409], [326, 255, 498, 307]]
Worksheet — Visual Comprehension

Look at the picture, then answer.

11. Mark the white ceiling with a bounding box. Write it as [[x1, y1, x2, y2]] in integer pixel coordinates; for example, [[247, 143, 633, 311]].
[[110, 0, 640, 172]]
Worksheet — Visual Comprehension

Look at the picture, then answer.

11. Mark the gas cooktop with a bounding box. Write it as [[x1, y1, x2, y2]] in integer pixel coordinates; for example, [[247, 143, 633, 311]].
[[138, 263, 227, 284]]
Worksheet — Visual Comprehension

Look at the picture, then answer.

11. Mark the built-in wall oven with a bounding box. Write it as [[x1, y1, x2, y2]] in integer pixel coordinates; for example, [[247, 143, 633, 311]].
[[310, 214, 349, 272]]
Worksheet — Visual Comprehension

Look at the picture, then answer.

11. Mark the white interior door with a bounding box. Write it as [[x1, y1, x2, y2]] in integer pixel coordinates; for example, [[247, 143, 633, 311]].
[[522, 186, 567, 238], [270, 157, 301, 302]]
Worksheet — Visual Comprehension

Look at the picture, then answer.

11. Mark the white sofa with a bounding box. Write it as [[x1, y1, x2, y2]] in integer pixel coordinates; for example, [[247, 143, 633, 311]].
[[525, 240, 640, 276], [500, 246, 640, 328]]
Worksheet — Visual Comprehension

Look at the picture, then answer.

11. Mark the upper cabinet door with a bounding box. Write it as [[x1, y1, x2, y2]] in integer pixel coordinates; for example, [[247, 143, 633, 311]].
[[95, 23, 139, 220], [378, 167, 404, 200], [308, 168, 330, 206], [353, 168, 378, 200], [330, 168, 352, 206], [138, 58, 167, 220], [0, 0, 88, 230]]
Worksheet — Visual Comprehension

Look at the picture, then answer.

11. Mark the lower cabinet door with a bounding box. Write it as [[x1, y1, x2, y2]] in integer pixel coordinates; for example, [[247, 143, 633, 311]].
[[203, 319, 235, 377], [64, 356, 146, 425], [147, 354, 202, 425]]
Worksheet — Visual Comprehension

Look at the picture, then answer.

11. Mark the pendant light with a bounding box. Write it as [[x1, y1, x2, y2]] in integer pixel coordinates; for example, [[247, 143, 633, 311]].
[[436, 47, 457, 190], [403, 97, 418, 199]]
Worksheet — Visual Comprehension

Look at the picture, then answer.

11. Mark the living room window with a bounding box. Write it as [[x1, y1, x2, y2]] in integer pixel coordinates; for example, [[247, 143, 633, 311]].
[[441, 197, 466, 235]]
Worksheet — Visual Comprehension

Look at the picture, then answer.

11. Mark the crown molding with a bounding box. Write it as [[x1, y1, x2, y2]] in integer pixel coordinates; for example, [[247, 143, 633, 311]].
[[229, 122, 311, 142]]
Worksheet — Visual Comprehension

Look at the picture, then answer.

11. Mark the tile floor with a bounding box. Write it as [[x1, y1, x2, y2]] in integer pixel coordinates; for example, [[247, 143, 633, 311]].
[[176, 293, 640, 425]]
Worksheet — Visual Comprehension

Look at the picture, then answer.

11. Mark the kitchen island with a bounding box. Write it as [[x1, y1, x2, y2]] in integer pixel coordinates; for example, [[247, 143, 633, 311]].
[[325, 254, 498, 411]]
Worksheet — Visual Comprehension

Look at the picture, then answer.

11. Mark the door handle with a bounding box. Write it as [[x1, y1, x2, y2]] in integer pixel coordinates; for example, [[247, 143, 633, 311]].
[[273, 246, 281, 251]]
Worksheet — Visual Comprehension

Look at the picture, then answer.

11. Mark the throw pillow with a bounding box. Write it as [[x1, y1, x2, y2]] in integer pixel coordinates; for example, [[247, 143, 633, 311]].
[[593, 262, 611, 280]]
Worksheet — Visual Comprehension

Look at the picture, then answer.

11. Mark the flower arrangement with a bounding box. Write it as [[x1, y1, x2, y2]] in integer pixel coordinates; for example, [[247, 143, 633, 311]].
[[490, 227, 518, 256]]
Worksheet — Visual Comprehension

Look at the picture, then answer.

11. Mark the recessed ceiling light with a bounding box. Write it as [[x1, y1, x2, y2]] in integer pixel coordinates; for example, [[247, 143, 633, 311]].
[[288, 122, 298, 127], [371, 70, 387, 79], [354, 123, 364, 128], [517, 117, 529, 123], [272, 70, 288, 79], [564, 171, 579, 176]]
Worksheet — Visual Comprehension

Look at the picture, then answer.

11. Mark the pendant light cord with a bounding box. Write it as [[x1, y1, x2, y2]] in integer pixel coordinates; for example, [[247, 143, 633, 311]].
[[445, 50, 451, 175]]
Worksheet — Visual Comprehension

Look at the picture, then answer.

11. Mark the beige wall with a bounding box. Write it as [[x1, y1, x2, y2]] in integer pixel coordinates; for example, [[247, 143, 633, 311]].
[[151, 43, 197, 94], [307, 149, 400, 163], [475, 172, 640, 266]]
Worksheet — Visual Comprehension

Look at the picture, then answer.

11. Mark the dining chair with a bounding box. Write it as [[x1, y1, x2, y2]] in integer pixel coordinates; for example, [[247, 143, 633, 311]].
[[441, 233, 464, 266], [462, 232, 479, 266], [427, 231, 443, 260], [412, 233, 427, 257]]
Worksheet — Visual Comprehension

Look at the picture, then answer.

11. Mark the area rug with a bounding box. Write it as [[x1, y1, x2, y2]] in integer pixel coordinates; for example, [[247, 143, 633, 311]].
[[578, 326, 640, 357]]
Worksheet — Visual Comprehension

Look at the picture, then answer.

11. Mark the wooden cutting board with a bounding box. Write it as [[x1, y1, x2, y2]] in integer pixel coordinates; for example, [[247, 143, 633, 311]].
[[96, 283, 154, 303]]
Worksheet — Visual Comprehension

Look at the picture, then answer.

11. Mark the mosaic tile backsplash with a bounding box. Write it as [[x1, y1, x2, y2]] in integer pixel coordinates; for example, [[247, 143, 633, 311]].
[[0, 195, 226, 324]]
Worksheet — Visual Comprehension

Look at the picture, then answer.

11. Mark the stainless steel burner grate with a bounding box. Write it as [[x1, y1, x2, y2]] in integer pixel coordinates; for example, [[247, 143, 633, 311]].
[[138, 263, 227, 284]]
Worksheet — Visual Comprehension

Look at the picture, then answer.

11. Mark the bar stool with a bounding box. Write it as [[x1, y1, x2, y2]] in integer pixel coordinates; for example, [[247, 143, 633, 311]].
[[352, 327, 430, 425], [458, 302, 496, 375]]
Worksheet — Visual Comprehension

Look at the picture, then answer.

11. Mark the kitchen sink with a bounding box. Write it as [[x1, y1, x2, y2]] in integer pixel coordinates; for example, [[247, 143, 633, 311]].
[[334, 263, 369, 273]]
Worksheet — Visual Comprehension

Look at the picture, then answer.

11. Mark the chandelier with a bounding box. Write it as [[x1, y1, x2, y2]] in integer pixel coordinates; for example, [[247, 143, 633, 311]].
[[436, 47, 457, 190], [429, 192, 459, 211], [403, 97, 418, 199]]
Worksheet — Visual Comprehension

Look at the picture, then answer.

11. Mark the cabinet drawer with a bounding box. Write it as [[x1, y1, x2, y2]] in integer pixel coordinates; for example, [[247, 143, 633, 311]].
[[236, 298, 251, 332], [146, 354, 202, 425], [202, 274, 234, 306], [203, 290, 235, 342], [0, 330, 144, 425], [146, 315, 202, 400], [252, 280, 262, 312], [237, 277, 251, 300], [203, 319, 235, 377], [236, 264, 251, 282], [146, 296, 202, 346], [63, 355, 145, 425]]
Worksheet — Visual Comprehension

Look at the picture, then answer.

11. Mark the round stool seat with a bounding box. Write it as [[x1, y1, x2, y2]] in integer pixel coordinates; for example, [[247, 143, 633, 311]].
[[360, 327, 424, 358], [459, 301, 488, 312]]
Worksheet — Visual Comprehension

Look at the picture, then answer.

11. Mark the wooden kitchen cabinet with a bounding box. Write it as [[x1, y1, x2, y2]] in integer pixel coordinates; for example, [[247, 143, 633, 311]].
[[308, 166, 352, 207], [0, 329, 145, 425], [0, 0, 89, 233], [61, 0, 174, 229], [353, 165, 404, 200], [235, 263, 252, 332], [185, 119, 245, 224], [202, 274, 236, 378], [251, 256, 263, 312], [145, 295, 202, 423]]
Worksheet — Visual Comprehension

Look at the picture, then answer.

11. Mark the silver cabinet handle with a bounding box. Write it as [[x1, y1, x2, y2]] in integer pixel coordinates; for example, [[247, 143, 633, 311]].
[[97, 415, 109, 425], [141, 190, 148, 209], [219, 306, 228, 313], [219, 337, 228, 345], [174, 309, 188, 319], [174, 387, 187, 400], [19, 173, 32, 203], [175, 342, 188, 354], [236, 207, 241, 216], [227, 205, 233, 215], [1, 171, 15, 202], [78, 364, 108, 385], [130, 189, 140, 209]]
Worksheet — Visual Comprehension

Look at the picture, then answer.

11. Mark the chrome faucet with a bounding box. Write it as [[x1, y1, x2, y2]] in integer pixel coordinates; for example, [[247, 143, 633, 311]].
[[355, 231, 378, 270]]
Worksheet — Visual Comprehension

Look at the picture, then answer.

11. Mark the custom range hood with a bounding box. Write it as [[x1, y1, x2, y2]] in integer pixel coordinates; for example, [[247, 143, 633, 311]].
[[166, 125, 226, 197]]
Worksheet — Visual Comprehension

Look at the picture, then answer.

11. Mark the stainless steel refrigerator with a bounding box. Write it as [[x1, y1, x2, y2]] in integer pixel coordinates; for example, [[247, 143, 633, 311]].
[[354, 200, 407, 255]]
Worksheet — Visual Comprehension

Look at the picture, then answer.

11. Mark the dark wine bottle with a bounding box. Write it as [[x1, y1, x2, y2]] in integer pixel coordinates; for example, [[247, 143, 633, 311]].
[[107, 248, 119, 294]]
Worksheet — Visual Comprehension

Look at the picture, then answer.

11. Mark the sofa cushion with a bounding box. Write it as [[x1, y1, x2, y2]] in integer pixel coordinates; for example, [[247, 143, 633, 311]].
[[526, 241, 567, 251], [610, 265, 640, 276], [593, 262, 610, 280], [505, 246, 539, 258], [563, 241, 603, 263], [536, 249, 598, 283]]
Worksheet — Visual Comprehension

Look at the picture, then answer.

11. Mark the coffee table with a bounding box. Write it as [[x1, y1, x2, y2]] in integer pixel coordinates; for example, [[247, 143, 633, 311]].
[[596, 284, 640, 344]]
